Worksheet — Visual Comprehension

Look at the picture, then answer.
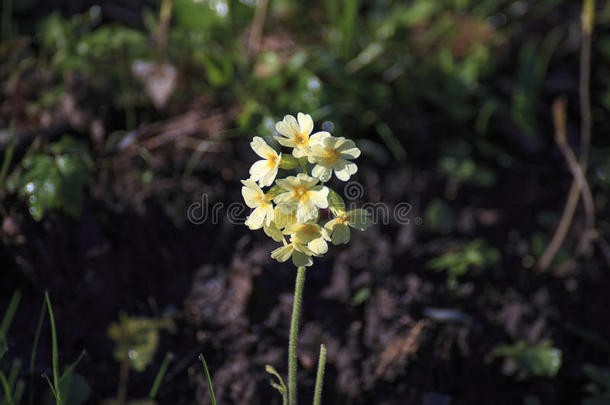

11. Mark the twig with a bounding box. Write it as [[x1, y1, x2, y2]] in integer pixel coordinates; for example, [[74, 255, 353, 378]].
[[552, 98, 595, 233], [537, 0, 595, 271]]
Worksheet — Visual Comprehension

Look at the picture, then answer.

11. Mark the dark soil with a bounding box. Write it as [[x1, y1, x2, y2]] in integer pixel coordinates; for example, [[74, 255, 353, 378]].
[[2, 126, 609, 404]]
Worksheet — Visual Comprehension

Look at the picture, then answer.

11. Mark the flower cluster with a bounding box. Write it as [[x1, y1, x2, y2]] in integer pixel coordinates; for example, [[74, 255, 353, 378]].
[[242, 112, 371, 267]]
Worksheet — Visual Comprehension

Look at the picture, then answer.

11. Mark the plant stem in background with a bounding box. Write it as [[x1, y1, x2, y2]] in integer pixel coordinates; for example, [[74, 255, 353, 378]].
[[248, 0, 269, 54], [117, 359, 130, 405], [288, 266, 306, 405], [1, 0, 12, 40], [552, 98, 595, 235], [537, 0, 595, 271], [313, 344, 327, 405], [156, 0, 173, 56]]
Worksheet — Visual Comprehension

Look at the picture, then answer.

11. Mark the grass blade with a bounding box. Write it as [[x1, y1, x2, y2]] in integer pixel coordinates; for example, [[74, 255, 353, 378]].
[[0, 122, 16, 191], [29, 299, 46, 405], [148, 352, 173, 400], [0, 370, 15, 405], [7, 358, 22, 395], [45, 292, 62, 405], [60, 350, 86, 383], [0, 290, 21, 346], [198, 354, 217, 405]]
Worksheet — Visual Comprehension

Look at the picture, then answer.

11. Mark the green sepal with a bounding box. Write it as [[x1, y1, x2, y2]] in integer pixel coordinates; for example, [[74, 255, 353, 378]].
[[327, 188, 346, 216], [279, 155, 299, 170], [265, 184, 285, 200]]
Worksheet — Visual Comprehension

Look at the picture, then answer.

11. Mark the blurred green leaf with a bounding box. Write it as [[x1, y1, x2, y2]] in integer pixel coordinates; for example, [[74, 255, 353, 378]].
[[492, 340, 562, 378], [428, 239, 500, 287], [7, 136, 92, 221], [107, 313, 172, 372]]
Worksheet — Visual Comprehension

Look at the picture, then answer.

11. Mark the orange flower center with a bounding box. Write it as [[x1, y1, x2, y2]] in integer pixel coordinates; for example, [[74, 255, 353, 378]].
[[256, 194, 270, 207], [299, 224, 319, 236], [336, 215, 350, 225], [293, 185, 310, 202], [294, 133, 308, 147], [267, 153, 278, 168], [323, 148, 340, 164]]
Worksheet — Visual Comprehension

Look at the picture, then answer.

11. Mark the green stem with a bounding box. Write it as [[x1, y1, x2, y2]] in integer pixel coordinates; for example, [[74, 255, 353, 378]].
[[288, 266, 306, 405], [313, 344, 326, 405]]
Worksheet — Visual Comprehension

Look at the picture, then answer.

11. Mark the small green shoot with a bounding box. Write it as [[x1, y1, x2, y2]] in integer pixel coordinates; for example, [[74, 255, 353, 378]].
[[265, 364, 287, 405]]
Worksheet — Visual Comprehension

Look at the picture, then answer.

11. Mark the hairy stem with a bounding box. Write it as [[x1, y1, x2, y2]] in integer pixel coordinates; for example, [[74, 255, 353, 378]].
[[289, 266, 306, 405], [313, 344, 327, 405]]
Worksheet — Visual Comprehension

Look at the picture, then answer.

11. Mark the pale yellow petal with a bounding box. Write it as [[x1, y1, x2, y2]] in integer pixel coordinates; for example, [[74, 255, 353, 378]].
[[246, 206, 268, 229], [249, 160, 271, 182], [292, 147, 308, 158], [312, 164, 332, 182], [309, 131, 331, 145], [296, 199, 317, 223], [309, 186, 329, 208], [271, 244, 294, 262], [340, 147, 361, 159], [334, 162, 358, 181], [242, 185, 260, 208], [250, 136, 277, 159], [308, 237, 328, 255], [259, 163, 278, 187], [336, 138, 357, 152], [297, 112, 314, 136], [275, 135, 296, 148], [264, 222, 284, 242]]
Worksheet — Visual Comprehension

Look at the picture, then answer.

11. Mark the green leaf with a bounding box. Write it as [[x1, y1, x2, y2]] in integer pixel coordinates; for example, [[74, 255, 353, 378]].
[[8, 136, 92, 221]]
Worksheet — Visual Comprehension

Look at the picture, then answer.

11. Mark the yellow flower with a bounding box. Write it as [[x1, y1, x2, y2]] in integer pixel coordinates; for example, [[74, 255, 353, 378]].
[[274, 174, 329, 222], [308, 136, 360, 182], [249, 136, 281, 187], [271, 239, 315, 267], [324, 209, 372, 245], [283, 222, 331, 255], [241, 179, 274, 230], [275, 113, 329, 158]]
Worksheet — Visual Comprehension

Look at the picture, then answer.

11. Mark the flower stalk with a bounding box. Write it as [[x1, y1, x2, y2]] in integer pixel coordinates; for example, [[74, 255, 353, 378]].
[[313, 344, 327, 405], [288, 266, 306, 405]]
